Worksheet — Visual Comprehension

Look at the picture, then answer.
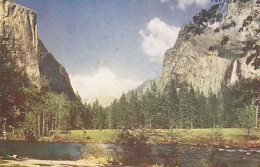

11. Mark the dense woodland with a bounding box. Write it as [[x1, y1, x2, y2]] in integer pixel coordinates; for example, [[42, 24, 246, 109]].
[[85, 78, 259, 131]]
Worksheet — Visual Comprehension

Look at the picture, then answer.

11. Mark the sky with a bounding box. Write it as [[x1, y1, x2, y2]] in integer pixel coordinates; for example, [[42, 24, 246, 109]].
[[13, 0, 211, 100]]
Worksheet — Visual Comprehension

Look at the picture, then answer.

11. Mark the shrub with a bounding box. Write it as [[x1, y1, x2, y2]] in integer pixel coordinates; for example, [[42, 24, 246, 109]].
[[220, 35, 229, 45], [114, 128, 154, 165], [81, 144, 107, 159]]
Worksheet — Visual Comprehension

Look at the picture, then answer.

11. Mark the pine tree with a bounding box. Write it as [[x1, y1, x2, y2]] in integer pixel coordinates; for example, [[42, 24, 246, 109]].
[[0, 40, 31, 139], [81, 102, 92, 129], [141, 81, 159, 129], [164, 79, 179, 128], [111, 99, 118, 129], [187, 87, 199, 129], [220, 85, 237, 127], [207, 90, 220, 128], [128, 91, 141, 129], [196, 92, 208, 128], [178, 85, 190, 129], [91, 99, 106, 129], [118, 93, 128, 128]]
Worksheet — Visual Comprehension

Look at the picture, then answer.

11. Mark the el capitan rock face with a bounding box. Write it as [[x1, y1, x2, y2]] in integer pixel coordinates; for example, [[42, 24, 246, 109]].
[[158, 0, 259, 96], [37, 40, 77, 100], [0, 0, 76, 100]]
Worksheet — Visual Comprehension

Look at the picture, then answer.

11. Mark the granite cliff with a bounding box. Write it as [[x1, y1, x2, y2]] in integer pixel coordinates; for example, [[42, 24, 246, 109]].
[[0, 0, 76, 100], [158, 0, 259, 96]]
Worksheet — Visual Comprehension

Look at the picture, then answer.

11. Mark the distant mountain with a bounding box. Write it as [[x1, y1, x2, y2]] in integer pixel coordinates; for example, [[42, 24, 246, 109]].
[[85, 95, 116, 108], [126, 77, 160, 99]]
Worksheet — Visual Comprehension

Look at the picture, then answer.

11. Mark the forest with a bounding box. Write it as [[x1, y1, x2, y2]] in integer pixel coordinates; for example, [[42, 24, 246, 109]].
[[0, 34, 258, 140], [85, 78, 259, 131]]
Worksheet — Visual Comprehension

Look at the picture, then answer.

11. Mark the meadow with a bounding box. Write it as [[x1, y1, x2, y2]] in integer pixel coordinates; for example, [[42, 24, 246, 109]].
[[38, 128, 260, 147]]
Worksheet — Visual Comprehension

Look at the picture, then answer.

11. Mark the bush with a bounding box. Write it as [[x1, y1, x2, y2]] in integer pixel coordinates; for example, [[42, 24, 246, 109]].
[[210, 129, 224, 143], [80, 144, 107, 159], [211, 45, 244, 59], [220, 35, 229, 45], [114, 128, 154, 165]]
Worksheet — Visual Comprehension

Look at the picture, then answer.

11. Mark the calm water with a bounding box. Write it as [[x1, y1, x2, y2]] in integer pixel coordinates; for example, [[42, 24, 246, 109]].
[[0, 140, 259, 166]]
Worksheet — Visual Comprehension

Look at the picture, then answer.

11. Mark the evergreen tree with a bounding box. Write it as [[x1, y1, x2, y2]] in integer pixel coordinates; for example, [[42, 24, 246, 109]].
[[81, 103, 93, 129], [164, 79, 179, 128], [0, 40, 31, 139], [128, 91, 142, 129], [118, 93, 128, 128], [187, 87, 199, 128], [91, 99, 106, 129], [69, 93, 84, 129], [220, 84, 237, 127], [142, 81, 159, 129], [196, 92, 208, 128], [178, 85, 190, 129], [207, 90, 220, 128], [111, 99, 119, 129]]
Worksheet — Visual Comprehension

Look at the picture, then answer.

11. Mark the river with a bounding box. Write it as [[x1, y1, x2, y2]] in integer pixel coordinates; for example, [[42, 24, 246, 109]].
[[0, 140, 259, 166]]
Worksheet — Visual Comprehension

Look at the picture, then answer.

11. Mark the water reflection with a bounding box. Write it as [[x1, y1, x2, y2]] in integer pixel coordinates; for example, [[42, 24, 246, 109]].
[[0, 140, 259, 166]]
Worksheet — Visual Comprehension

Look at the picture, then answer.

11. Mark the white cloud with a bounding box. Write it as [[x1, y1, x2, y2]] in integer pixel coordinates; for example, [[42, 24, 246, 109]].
[[139, 17, 180, 63], [70, 68, 142, 100], [177, 0, 208, 10]]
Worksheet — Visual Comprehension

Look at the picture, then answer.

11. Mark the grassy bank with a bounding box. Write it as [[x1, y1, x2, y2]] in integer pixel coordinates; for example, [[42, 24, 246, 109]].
[[37, 128, 260, 147], [38, 129, 117, 143]]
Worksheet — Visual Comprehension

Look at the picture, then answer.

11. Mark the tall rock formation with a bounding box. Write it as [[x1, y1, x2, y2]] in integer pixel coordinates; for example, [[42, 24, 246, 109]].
[[0, 0, 76, 100], [158, 0, 259, 96]]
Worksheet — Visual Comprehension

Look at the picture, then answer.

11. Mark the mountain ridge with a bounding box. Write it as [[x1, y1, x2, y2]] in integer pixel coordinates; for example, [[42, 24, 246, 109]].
[[0, 0, 76, 100], [131, 0, 259, 97]]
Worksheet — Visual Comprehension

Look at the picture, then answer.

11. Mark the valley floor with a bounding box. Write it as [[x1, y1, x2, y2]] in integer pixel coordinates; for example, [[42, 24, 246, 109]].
[[35, 128, 260, 148]]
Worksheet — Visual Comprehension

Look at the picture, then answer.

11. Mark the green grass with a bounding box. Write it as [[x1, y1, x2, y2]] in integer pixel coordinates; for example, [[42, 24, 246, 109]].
[[69, 129, 117, 142], [164, 128, 259, 140], [39, 128, 259, 146], [68, 128, 259, 142]]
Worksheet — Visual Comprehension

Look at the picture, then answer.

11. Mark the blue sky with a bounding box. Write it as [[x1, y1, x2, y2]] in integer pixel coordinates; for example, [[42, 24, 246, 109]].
[[13, 0, 211, 100]]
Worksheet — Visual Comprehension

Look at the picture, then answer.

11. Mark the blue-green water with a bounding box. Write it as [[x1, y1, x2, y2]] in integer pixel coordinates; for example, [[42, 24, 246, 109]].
[[0, 140, 259, 166], [0, 140, 83, 160]]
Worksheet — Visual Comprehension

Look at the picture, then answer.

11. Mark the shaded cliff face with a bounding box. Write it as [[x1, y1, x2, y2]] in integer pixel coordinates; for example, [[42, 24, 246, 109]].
[[0, 0, 76, 100], [159, 0, 259, 96], [0, 0, 39, 84], [38, 40, 76, 100]]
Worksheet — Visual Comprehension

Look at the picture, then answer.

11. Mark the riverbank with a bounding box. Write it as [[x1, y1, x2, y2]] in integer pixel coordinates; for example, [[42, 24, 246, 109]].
[[0, 159, 105, 167], [6, 128, 260, 148], [39, 128, 260, 148]]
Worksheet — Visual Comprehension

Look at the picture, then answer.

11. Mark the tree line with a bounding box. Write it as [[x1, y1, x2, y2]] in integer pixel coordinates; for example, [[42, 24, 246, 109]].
[[106, 79, 258, 130], [84, 78, 259, 132], [0, 37, 259, 140], [0, 38, 85, 139]]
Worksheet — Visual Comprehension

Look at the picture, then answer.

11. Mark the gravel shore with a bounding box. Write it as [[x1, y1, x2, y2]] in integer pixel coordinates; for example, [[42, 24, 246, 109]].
[[0, 159, 102, 167]]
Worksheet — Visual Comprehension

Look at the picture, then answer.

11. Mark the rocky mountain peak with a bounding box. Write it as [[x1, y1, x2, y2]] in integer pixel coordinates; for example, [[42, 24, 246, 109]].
[[158, 0, 259, 96], [0, 0, 77, 100]]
